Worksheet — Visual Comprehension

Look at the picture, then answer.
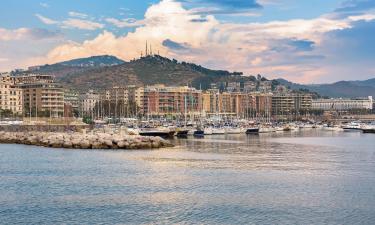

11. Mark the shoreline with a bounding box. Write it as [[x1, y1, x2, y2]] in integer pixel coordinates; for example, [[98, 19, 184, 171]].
[[0, 131, 174, 150]]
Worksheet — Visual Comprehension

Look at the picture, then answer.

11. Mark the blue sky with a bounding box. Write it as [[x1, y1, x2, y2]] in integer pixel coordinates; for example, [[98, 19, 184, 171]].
[[0, 0, 374, 83]]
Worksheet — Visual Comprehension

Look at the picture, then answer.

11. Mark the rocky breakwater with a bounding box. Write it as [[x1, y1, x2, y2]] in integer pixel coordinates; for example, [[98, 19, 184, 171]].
[[0, 131, 174, 149]]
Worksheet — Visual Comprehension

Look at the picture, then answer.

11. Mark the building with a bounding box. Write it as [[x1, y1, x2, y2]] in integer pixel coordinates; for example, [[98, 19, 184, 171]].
[[312, 96, 373, 111], [226, 82, 241, 92], [272, 93, 312, 115], [64, 90, 80, 117], [142, 85, 202, 117], [81, 90, 100, 116], [243, 81, 257, 93], [258, 81, 272, 93], [0, 73, 23, 115], [202, 91, 272, 119]]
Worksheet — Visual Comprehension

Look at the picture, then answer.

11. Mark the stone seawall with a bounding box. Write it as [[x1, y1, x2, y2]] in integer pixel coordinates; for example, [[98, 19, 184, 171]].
[[0, 131, 174, 150], [0, 124, 90, 133]]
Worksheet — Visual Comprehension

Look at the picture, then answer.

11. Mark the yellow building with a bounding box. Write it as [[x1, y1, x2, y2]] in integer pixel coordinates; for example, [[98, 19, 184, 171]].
[[0, 73, 23, 115]]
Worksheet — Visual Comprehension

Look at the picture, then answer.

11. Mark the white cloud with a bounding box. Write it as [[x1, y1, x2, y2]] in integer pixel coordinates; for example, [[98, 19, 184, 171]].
[[68, 11, 88, 19], [35, 14, 104, 30], [35, 14, 58, 25], [0, 58, 9, 62], [0, 27, 61, 41], [20, 0, 375, 82], [39, 2, 49, 8], [62, 18, 104, 30], [105, 18, 144, 28]]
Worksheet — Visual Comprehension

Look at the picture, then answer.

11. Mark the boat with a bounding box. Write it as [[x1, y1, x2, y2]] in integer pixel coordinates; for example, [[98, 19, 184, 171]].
[[139, 130, 176, 139], [362, 123, 375, 133], [225, 127, 242, 134], [176, 129, 189, 138], [323, 125, 344, 132], [246, 127, 259, 134], [193, 130, 205, 137], [259, 127, 275, 133], [343, 121, 362, 131], [211, 127, 225, 135], [204, 127, 213, 135], [363, 128, 375, 133]]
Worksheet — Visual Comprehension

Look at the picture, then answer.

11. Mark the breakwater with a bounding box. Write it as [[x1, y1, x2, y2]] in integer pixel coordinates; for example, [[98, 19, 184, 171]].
[[0, 131, 173, 149]]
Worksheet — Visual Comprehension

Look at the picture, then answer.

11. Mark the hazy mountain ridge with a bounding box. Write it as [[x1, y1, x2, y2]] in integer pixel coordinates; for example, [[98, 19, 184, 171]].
[[277, 78, 375, 98]]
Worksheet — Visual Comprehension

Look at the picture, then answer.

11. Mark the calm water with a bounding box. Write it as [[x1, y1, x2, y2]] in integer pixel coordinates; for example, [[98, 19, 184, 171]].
[[1, 130, 375, 224]]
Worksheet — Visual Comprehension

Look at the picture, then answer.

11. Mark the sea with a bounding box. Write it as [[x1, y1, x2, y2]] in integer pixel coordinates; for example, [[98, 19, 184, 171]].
[[1, 130, 374, 224]]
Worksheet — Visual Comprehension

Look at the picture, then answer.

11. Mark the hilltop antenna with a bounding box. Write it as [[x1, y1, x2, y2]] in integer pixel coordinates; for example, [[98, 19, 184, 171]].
[[146, 41, 148, 56]]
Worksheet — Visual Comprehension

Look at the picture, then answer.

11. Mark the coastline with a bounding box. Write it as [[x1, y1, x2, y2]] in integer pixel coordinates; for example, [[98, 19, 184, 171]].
[[0, 131, 174, 150]]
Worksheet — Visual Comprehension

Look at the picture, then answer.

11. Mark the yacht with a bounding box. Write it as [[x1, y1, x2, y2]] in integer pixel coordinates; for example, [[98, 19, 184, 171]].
[[342, 121, 362, 131]]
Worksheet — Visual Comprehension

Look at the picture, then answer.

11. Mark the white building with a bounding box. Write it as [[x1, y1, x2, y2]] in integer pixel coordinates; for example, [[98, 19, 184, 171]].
[[312, 96, 373, 111], [81, 90, 100, 114]]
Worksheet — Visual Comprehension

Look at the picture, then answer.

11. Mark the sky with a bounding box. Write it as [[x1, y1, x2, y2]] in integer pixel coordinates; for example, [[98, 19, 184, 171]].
[[0, 0, 375, 84]]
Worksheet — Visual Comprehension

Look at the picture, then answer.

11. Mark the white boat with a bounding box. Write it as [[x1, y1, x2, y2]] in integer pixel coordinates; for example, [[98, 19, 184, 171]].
[[342, 121, 362, 131], [323, 126, 344, 131], [204, 127, 213, 135], [212, 127, 225, 135], [275, 126, 284, 132], [225, 127, 242, 134], [259, 127, 275, 133]]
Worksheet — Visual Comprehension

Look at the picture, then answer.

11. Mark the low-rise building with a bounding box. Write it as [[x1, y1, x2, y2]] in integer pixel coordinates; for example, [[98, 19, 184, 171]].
[[312, 96, 373, 111]]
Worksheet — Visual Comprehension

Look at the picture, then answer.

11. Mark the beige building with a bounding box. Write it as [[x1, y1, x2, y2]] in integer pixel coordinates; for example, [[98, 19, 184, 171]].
[[16, 74, 64, 117], [0, 73, 23, 115], [202, 91, 272, 119], [142, 85, 202, 116], [272, 93, 312, 115]]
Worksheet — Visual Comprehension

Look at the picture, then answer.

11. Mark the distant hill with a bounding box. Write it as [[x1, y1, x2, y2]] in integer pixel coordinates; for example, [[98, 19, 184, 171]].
[[27, 55, 255, 91], [277, 78, 375, 98], [56, 55, 125, 67], [23, 54, 373, 97]]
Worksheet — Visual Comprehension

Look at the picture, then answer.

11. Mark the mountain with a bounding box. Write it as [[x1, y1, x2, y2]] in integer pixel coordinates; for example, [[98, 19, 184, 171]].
[[277, 78, 375, 98], [28, 55, 255, 91], [349, 78, 375, 88], [24, 54, 373, 98], [56, 55, 125, 67]]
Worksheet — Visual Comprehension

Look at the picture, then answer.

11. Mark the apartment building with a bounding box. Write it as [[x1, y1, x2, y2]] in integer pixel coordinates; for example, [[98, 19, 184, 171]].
[[15, 74, 64, 117], [142, 85, 202, 116], [272, 93, 312, 115], [0, 73, 23, 115]]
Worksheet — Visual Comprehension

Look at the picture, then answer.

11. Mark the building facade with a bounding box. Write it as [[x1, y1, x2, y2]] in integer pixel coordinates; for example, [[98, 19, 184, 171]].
[[272, 93, 312, 115], [0, 73, 23, 115], [16, 74, 64, 117], [142, 85, 202, 117], [312, 96, 373, 111]]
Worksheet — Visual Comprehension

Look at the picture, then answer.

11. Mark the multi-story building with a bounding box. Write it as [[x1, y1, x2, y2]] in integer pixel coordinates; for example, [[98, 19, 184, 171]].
[[202, 91, 272, 119], [312, 96, 373, 111], [243, 81, 257, 93], [64, 90, 80, 117], [226, 82, 241, 92], [142, 85, 202, 117], [272, 93, 312, 115], [0, 73, 23, 115], [258, 81, 272, 93], [81, 90, 100, 116]]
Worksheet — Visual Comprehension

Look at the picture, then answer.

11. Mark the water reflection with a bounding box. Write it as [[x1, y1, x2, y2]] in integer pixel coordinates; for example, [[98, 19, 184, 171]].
[[1, 130, 375, 224]]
